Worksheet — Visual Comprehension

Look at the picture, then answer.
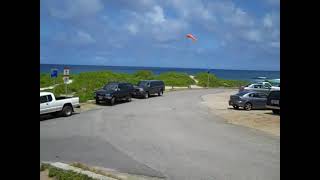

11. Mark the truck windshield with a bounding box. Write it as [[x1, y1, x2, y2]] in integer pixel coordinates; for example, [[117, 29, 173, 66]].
[[138, 81, 149, 87], [104, 84, 118, 90]]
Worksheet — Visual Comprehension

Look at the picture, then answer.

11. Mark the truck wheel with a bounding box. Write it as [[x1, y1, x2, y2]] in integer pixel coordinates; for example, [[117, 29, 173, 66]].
[[110, 97, 116, 106], [62, 106, 73, 117], [96, 99, 100, 104], [233, 105, 239, 109], [244, 103, 252, 111], [144, 92, 149, 99]]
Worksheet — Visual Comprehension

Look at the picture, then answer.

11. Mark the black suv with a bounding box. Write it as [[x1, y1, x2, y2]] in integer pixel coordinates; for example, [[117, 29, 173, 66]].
[[133, 80, 165, 98], [94, 82, 134, 105], [266, 90, 280, 114]]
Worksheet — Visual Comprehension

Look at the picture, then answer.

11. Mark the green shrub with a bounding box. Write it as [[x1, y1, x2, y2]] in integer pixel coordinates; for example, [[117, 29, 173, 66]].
[[133, 70, 154, 80], [195, 72, 248, 87], [156, 72, 195, 86]]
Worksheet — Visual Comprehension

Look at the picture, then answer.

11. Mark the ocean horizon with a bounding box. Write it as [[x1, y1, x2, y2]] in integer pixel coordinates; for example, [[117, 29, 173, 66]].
[[40, 64, 280, 82]]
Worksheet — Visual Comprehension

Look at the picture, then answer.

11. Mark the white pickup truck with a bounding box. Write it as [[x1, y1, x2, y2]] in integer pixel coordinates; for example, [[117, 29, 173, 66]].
[[40, 92, 80, 117]]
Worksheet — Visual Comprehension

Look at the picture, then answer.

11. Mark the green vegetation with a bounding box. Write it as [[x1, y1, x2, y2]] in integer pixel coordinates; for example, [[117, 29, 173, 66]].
[[195, 72, 248, 87], [40, 70, 247, 102], [41, 163, 96, 180], [40, 73, 64, 88], [71, 162, 123, 180], [157, 72, 195, 87]]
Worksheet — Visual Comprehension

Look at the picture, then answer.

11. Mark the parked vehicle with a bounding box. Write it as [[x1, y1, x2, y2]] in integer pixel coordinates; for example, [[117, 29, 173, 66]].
[[133, 80, 165, 98], [229, 91, 268, 110], [239, 82, 272, 93], [94, 82, 134, 105], [266, 89, 280, 114], [40, 92, 80, 117]]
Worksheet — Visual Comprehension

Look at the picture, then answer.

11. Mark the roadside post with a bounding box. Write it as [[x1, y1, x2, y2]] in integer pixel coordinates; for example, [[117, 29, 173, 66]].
[[207, 70, 210, 88], [63, 67, 70, 95], [50, 68, 58, 93]]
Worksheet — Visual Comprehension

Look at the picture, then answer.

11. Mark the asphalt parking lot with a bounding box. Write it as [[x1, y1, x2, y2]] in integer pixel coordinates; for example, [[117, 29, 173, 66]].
[[40, 89, 280, 180]]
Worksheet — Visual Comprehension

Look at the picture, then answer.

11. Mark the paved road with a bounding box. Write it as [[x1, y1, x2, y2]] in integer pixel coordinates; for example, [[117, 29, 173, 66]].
[[40, 89, 280, 180]]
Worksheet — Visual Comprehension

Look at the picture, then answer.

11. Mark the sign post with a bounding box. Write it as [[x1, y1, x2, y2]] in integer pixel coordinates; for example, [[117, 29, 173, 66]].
[[63, 67, 70, 95], [51, 69, 58, 93]]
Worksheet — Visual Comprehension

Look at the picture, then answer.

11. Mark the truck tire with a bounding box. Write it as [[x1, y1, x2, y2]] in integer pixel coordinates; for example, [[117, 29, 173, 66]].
[[61, 105, 73, 117], [96, 99, 100, 104], [110, 97, 116, 106], [144, 92, 149, 99]]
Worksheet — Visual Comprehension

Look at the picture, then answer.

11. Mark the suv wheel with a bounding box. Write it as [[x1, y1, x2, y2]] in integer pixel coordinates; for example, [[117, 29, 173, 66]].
[[110, 97, 116, 106], [96, 99, 100, 104], [233, 105, 239, 109], [127, 95, 132, 102], [144, 92, 149, 99], [272, 109, 280, 114], [244, 103, 252, 111], [158, 90, 163, 96]]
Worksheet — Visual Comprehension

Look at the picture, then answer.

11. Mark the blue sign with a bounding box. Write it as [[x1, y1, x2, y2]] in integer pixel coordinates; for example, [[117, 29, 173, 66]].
[[51, 69, 58, 78]]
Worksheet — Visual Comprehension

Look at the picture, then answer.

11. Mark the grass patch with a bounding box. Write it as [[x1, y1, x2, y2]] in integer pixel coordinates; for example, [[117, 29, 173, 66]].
[[71, 162, 123, 180], [40, 163, 96, 180], [195, 72, 248, 88], [40, 70, 247, 102], [40, 73, 63, 88], [40, 70, 195, 102]]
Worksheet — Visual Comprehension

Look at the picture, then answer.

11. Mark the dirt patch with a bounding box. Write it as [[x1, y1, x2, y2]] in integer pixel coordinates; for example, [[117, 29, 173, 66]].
[[202, 90, 280, 136], [40, 169, 54, 180]]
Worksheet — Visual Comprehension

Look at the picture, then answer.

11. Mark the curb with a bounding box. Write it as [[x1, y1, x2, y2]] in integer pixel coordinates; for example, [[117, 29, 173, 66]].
[[41, 161, 119, 180]]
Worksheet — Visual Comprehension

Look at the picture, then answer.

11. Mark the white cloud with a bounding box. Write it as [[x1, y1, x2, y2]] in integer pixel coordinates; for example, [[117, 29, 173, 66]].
[[243, 30, 262, 42], [47, 0, 104, 19], [146, 5, 166, 24], [224, 8, 254, 27], [76, 31, 95, 44], [127, 24, 139, 34], [151, 19, 188, 42]]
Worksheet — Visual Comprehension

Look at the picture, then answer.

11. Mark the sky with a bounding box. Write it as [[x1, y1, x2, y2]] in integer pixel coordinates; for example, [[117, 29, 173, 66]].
[[40, 0, 280, 71]]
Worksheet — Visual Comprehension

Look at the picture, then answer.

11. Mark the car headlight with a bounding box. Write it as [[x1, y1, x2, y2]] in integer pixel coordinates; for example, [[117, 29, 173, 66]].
[[139, 88, 144, 92]]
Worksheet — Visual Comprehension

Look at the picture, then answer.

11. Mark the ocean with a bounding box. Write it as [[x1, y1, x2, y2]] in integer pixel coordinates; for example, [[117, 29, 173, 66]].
[[40, 64, 280, 82]]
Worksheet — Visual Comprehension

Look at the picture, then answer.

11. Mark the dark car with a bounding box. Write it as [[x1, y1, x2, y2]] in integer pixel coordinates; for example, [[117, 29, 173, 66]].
[[266, 90, 280, 114], [94, 82, 134, 105], [229, 91, 268, 110], [133, 80, 165, 98]]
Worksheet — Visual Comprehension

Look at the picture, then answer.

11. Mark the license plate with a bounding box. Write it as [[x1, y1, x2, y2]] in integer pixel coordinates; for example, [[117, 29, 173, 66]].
[[98, 96, 103, 100], [271, 100, 279, 105]]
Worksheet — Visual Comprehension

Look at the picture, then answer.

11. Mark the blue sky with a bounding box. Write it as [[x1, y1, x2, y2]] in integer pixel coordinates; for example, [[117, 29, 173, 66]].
[[40, 0, 280, 71]]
